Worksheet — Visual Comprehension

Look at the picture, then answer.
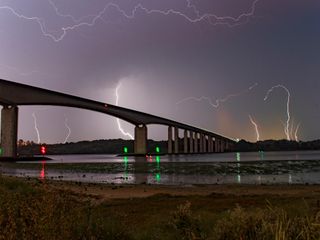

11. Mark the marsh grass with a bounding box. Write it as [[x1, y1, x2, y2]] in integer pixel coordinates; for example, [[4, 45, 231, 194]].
[[213, 203, 320, 240], [0, 175, 320, 240], [0, 176, 132, 240]]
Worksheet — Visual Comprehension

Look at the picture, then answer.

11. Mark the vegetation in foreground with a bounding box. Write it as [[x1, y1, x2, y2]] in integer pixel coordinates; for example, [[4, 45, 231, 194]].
[[0, 175, 320, 240]]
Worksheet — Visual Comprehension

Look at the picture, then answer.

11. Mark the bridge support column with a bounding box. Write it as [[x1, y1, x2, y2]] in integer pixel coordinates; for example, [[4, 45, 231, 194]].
[[229, 142, 234, 151], [194, 133, 198, 153], [225, 141, 229, 152], [208, 137, 212, 153], [215, 139, 220, 153], [1, 106, 18, 157], [199, 134, 203, 153], [220, 140, 225, 152], [174, 127, 179, 154], [211, 138, 215, 152], [168, 126, 173, 154], [189, 131, 194, 153], [203, 135, 207, 153], [134, 125, 147, 155], [183, 130, 188, 154]]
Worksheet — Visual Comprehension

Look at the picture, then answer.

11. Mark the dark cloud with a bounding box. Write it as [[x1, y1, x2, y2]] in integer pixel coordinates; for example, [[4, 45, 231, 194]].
[[0, 0, 319, 142]]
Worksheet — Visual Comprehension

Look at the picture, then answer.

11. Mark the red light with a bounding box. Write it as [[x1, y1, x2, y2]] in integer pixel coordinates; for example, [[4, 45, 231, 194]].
[[40, 161, 45, 180], [40, 145, 46, 155]]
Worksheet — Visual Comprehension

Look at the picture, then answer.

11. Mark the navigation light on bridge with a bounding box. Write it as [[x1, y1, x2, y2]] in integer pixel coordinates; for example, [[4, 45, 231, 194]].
[[124, 147, 128, 153]]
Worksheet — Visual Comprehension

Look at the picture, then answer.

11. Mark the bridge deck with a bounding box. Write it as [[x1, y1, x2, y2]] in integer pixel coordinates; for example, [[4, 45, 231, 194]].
[[0, 79, 234, 142]]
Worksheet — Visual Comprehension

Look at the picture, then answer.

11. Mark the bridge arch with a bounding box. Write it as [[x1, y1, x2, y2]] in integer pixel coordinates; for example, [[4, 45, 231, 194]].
[[0, 79, 235, 157]]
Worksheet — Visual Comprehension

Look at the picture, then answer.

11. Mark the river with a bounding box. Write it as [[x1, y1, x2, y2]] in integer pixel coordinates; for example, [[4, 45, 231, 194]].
[[1, 150, 320, 185]]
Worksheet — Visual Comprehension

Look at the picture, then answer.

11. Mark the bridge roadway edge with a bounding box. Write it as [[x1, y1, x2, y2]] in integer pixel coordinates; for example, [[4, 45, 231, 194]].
[[0, 79, 235, 157]]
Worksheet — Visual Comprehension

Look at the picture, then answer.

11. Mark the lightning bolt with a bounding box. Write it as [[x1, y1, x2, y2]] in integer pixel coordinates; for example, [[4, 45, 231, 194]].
[[32, 112, 41, 144], [186, 0, 260, 27], [294, 123, 300, 142], [290, 118, 295, 140], [32, 109, 72, 144], [63, 116, 71, 144], [264, 85, 291, 141], [0, 0, 261, 42], [47, 0, 95, 23], [249, 114, 260, 142], [115, 83, 134, 140], [176, 82, 258, 108]]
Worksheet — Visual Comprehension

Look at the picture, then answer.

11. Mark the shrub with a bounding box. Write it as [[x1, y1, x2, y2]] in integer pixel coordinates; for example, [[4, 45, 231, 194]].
[[169, 201, 205, 240]]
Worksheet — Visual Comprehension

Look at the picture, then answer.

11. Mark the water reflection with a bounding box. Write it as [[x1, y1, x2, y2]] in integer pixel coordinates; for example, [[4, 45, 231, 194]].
[[39, 161, 46, 181], [257, 175, 262, 184], [154, 156, 161, 183], [236, 152, 241, 184], [4, 151, 320, 185], [145, 155, 162, 183], [123, 156, 129, 181], [289, 174, 292, 184], [236, 152, 241, 161]]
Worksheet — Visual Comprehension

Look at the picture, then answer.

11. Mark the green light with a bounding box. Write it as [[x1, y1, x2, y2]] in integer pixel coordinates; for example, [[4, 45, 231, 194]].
[[156, 146, 160, 153], [124, 147, 128, 153], [236, 152, 241, 161], [156, 156, 160, 162], [155, 173, 161, 182], [0, 148, 2, 156]]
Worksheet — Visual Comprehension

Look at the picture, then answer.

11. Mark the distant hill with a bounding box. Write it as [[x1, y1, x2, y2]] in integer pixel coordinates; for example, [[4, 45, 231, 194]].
[[17, 138, 320, 156], [234, 139, 320, 152], [18, 139, 168, 156]]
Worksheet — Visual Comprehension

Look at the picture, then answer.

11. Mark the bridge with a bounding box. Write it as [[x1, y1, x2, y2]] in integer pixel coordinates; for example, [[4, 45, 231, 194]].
[[0, 79, 235, 157]]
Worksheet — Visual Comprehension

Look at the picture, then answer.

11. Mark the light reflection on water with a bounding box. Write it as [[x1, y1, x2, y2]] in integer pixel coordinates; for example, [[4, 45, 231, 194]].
[[1, 150, 320, 185]]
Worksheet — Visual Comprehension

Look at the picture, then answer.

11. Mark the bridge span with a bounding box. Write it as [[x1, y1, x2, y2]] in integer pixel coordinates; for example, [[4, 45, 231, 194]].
[[0, 79, 235, 157]]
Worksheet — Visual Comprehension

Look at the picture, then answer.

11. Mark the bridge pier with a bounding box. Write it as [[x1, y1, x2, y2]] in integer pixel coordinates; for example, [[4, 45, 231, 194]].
[[183, 130, 188, 153], [215, 139, 220, 153], [208, 137, 212, 153], [1, 106, 18, 157], [199, 134, 203, 153], [194, 133, 198, 153], [134, 125, 147, 155], [220, 139, 225, 152], [211, 138, 215, 152], [203, 135, 207, 153], [174, 127, 179, 154], [189, 131, 194, 153], [168, 126, 173, 154], [225, 141, 229, 152]]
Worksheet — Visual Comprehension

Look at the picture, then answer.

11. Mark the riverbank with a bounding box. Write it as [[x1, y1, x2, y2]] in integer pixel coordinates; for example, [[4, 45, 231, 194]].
[[1, 175, 320, 239], [45, 178, 320, 200]]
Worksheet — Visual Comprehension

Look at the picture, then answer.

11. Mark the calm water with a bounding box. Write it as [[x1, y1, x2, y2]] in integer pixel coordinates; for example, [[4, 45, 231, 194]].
[[1, 151, 320, 185]]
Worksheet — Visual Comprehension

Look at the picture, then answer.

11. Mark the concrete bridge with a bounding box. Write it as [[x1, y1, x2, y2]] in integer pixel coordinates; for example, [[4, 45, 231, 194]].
[[0, 79, 236, 157]]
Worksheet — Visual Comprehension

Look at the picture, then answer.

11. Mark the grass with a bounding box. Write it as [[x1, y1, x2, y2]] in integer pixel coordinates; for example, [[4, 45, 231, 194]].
[[0, 175, 320, 239]]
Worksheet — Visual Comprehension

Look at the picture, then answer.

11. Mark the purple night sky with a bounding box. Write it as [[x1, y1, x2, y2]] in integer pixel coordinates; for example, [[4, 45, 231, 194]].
[[0, 0, 319, 143]]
